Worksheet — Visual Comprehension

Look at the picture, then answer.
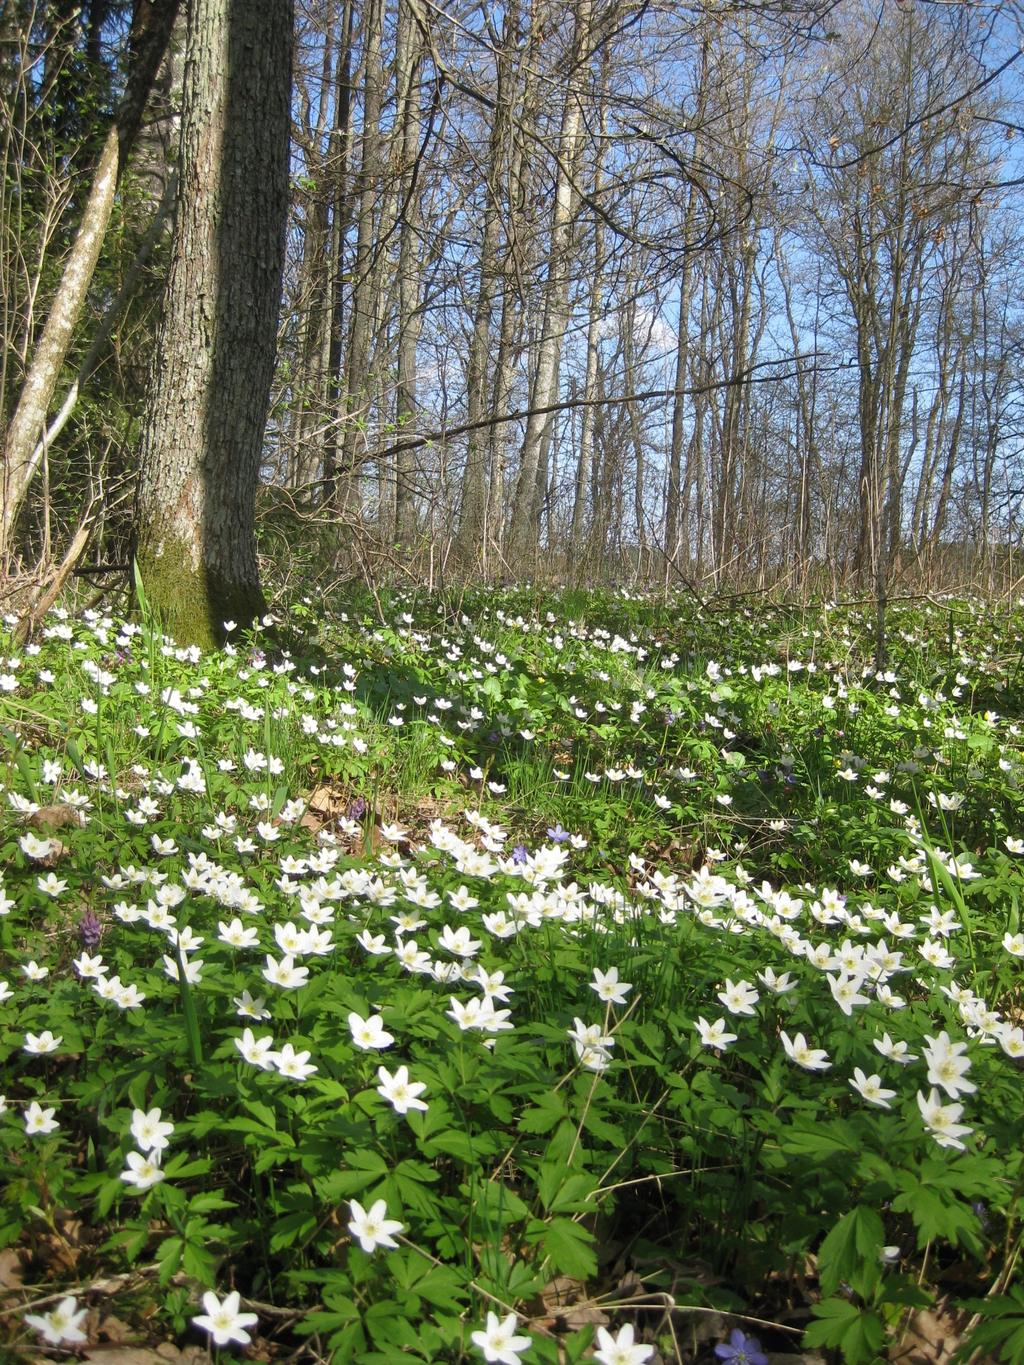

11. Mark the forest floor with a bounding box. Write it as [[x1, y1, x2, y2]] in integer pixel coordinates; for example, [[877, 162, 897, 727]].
[[0, 585, 1022, 1363]]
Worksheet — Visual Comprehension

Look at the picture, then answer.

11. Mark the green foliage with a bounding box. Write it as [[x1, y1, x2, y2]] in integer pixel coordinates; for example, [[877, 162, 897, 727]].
[[804, 1298, 885, 1363], [817, 1206, 885, 1299], [0, 590, 1023, 1359], [956, 1285, 1024, 1362]]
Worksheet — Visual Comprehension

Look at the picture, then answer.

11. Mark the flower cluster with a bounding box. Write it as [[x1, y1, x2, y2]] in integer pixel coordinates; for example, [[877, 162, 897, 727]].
[[2, 591, 1023, 1364]]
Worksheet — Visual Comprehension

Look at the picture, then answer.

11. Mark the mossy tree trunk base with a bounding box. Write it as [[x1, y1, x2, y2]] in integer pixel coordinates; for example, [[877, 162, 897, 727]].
[[131, 0, 291, 648], [135, 541, 265, 651]]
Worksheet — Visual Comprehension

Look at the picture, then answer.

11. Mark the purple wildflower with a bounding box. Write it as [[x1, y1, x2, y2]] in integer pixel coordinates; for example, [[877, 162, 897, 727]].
[[347, 796, 367, 821], [79, 908, 103, 948], [714, 1330, 768, 1365], [546, 824, 569, 843], [511, 844, 529, 865]]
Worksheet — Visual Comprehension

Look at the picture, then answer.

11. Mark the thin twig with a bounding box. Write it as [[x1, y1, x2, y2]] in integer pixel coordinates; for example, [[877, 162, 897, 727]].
[[598, 1292, 804, 1336]]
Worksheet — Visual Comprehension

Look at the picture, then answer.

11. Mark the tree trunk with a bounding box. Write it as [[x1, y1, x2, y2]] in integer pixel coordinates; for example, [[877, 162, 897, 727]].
[[454, 2, 518, 570], [320, 0, 356, 501], [778, 247, 821, 580], [288, 8, 337, 490], [0, 0, 181, 570], [394, 0, 425, 547], [569, 277, 602, 572], [568, 56, 608, 573], [133, 0, 292, 648], [483, 6, 538, 577], [506, 0, 591, 569], [329, 0, 384, 520]]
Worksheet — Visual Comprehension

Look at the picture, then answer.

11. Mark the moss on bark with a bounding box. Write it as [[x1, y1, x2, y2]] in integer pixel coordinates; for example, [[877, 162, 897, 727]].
[[135, 542, 266, 650]]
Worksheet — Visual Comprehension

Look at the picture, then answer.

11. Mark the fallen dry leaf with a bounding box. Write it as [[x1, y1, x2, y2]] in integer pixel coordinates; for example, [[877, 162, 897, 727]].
[[94, 1313, 135, 1344], [534, 1275, 608, 1333], [0, 1247, 24, 1292], [890, 1303, 967, 1364], [29, 804, 84, 833], [306, 784, 350, 818], [155, 1344, 208, 1361]]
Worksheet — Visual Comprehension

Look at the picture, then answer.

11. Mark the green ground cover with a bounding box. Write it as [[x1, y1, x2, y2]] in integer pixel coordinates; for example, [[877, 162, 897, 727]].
[[1, 587, 1023, 1362]]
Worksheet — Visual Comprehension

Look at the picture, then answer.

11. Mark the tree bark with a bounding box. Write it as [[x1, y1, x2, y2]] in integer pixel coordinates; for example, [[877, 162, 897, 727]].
[[133, 0, 293, 648], [0, 0, 181, 570], [506, 0, 591, 570], [394, 0, 425, 547], [454, 2, 518, 570], [568, 52, 609, 574], [319, 0, 356, 501], [328, 0, 384, 520]]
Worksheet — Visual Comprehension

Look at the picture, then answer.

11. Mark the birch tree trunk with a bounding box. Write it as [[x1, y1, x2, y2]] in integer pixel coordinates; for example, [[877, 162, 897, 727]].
[[454, 1, 518, 569], [321, 0, 356, 502], [133, 0, 292, 648], [394, 0, 425, 547], [0, 0, 180, 570], [484, 4, 539, 576], [568, 53, 609, 573], [288, 2, 337, 490], [778, 246, 821, 580], [506, 0, 591, 570], [329, 0, 384, 518]]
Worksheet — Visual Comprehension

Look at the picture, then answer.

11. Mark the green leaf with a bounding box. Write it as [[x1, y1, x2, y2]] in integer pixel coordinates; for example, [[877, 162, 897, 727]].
[[891, 1180, 979, 1250], [160, 1154, 212, 1180], [365, 1298, 423, 1350], [804, 1298, 884, 1364], [384, 1159, 440, 1217], [243, 1099, 278, 1130], [410, 1268, 466, 1312], [14, 750, 38, 801], [582, 1109, 627, 1147], [481, 676, 504, 703], [317, 1168, 386, 1200], [518, 1093, 567, 1134], [295, 1309, 359, 1338], [95, 1176, 124, 1219], [507, 1257, 546, 1298], [543, 1119, 583, 1168], [562, 1325, 598, 1363], [487, 1092, 514, 1124], [182, 1237, 217, 1285], [956, 1288, 1024, 1363], [155, 1235, 183, 1285], [188, 1192, 236, 1214], [420, 1128, 478, 1163], [470, 1179, 530, 1226], [818, 1205, 884, 1297], [538, 1169, 598, 1215], [344, 1148, 390, 1174], [780, 1118, 861, 1157], [876, 1277, 933, 1310], [535, 1218, 598, 1279]]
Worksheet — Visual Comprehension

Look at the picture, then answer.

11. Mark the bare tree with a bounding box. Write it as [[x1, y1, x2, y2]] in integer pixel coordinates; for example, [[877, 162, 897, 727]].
[[506, 0, 593, 571], [798, 1, 1002, 626]]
